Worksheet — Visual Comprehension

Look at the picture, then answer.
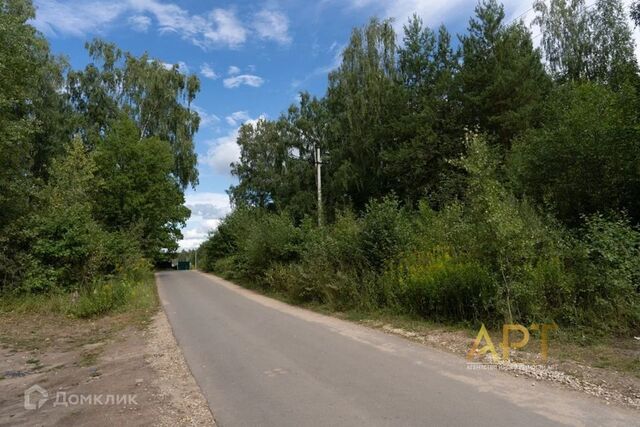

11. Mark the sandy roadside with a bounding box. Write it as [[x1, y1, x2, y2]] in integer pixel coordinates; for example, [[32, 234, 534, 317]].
[[0, 308, 215, 426]]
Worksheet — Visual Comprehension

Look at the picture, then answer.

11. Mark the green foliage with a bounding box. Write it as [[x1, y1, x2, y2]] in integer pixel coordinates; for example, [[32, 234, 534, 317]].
[[202, 0, 640, 336], [67, 39, 200, 188], [458, 0, 551, 148], [0, 265, 156, 319], [572, 214, 640, 331], [4, 0, 640, 336], [239, 211, 302, 279], [360, 196, 413, 272], [534, 0, 638, 86], [204, 134, 640, 334], [28, 138, 104, 291], [0, 2, 197, 306], [93, 117, 190, 259], [509, 82, 640, 225], [0, 0, 69, 292], [71, 279, 133, 318], [394, 251, 496, 322], [200, 208, 301, 281]]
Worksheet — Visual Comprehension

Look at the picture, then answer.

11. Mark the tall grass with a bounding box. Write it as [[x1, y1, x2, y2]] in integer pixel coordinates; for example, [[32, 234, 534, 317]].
[[0, 268, 157, 319]]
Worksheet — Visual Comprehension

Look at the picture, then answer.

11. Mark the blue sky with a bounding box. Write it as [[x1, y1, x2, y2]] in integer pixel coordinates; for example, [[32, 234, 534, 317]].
[[31, 0, 640, 249]]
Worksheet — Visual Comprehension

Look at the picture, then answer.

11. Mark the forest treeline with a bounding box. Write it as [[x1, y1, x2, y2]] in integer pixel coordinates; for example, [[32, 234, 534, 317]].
[[200, 0, 640, 334], [1, 1, 200, 315]]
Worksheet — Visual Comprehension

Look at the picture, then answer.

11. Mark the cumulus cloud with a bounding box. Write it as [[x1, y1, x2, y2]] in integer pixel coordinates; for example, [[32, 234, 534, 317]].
[[161, 60, 189, 73], [223, 74, 264, 88], [227, 65, 241, 75], [340, 0, 471, 29], [128, 14, 151, 32], [191, 104, 220, 128], [202, 131, 242, 175], [179, 192, 231, 250], [200, 63, 218, 79], [33, 0, 126, 37], [201, 114, 266, 175], [225, 110, 250, 126], [252, 9, 291, 45], [33, 0, 249, 49]]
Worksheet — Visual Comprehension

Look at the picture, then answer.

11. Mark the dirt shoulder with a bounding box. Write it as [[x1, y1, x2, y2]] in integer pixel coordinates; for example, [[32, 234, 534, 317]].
[[0, 304, 214, 426]]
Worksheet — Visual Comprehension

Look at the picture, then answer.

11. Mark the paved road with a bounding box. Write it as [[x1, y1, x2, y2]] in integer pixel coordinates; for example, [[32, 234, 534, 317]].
[[156, 271, 638, 427]]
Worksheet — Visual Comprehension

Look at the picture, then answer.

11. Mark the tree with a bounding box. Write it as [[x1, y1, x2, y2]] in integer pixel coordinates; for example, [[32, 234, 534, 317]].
[[325, 18, 404, 211], [458, 0, 551, 149], [534, 0, 637, 86], [230, 118, 287, 210], [632, 1, 640, 27], [30, 137, 103, 291], [67, 40, 201, 188], [229, 92, 331, 222], [509, 82, 640, 226], [393, 16, 464, 206], [93, 117, 190, 259], [0, 0, 69, 291]]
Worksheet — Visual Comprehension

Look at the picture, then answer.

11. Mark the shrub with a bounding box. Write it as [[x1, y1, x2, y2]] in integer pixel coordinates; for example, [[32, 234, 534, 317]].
[[240, 211, 302, 280], [71, 279, 132, 318], [571, 214, 640, 332], [392, 250, 497, 323], [360, 195, 413, 272]]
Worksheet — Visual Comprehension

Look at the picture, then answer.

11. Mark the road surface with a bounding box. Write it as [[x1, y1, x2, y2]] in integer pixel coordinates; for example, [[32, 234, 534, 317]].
[[156, 271, 638, 427]]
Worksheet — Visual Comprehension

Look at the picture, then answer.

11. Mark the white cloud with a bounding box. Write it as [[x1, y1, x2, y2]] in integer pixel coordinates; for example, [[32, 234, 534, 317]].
[[252, 9, 291, 45], [202, 131, 242, 175], [161, 60, 189, 73], [33, 0, 248, 49], [191, 104, 220, 128], [200, 63, 218, 80], [225, 110, 251, 126], [179, 192, 231, 250], [228, 65, 241, 75], [128, 14, 151, 32], [223, 74, 265, 88], [202, 8, 248, 48], [340, 0, 471, 29], [33, 0, 126, 37], [201, 114, 266, 175]]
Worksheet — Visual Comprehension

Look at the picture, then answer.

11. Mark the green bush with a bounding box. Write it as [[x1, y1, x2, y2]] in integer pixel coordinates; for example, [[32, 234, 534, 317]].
[[360, 196, 413, 272], [240, 211, 302, 280], [571, 214, 640, 332], [71, 279, 132, 318], [392, 250, 496, 322]]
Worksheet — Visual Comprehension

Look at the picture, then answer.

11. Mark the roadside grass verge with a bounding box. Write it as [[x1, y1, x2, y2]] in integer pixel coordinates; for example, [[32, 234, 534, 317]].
[[0, 270, 159, 358], [0, 271, 158, 322]]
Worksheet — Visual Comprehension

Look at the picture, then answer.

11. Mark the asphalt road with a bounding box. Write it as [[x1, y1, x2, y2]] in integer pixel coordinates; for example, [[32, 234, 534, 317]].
[[156, 271, 638, 427]]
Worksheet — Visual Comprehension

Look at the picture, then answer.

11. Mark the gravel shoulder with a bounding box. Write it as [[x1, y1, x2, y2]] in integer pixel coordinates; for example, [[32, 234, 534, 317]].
[[353, 319, 640, 411]]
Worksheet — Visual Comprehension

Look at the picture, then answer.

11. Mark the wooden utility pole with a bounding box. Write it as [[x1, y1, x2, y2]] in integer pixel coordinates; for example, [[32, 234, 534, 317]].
[[315, 145, 323, 227]]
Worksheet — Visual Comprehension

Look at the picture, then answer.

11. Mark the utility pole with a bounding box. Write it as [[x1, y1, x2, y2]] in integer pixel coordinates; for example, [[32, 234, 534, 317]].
[[315, 145, 323, 227]]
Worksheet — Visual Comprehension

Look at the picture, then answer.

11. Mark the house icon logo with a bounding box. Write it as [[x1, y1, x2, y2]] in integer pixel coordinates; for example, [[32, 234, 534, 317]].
[[24, 384, 48, 410]]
